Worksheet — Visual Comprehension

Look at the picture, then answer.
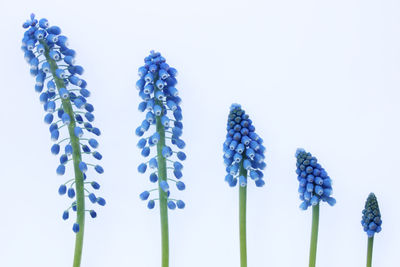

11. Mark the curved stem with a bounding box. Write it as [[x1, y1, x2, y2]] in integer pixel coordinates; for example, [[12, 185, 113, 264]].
[[155, 88, 169, 267], [367, 237, 374, 267], [309, 204, 320, 267], [41, 41, 85, 267], [239, 163, 247, 267]]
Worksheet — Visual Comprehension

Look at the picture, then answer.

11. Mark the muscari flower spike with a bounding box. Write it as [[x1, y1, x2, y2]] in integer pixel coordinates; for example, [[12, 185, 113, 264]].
[[21, 14, 106, 233], [136, 50, 186, 210], [361, 193, 382, 238], [223, 104, 266, 188], [295, 148, 336, 210]]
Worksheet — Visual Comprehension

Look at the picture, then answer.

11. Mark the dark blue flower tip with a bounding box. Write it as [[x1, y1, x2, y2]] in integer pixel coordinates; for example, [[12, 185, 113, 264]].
[[176, 181, 186, 191], [173, 170, 183, 179], [295, 148, 335, 210], [137, 138, 147, 149], [72, 223, 80, 233], [62, 210, 69, 220], [141, 147, 151, 157], [89, 210, 97, 218], [67, 187, 75, 199], [167, 200, 176, 210], [140, 191, 150, 200], [95, 165, 104, 174], [51, 144, 60, 155], [147, 200, 155, 209], [177, 152, 186, 161], [71, 202, 77, 212], [91, 181, 100, 190], [88, 138, 99, 148], [56, 164, 66, 175], [149, 173, 158, 183], [173, 161, 183, 171], [224, 104, 266, 187], [58, 184, 67, 195], [138, 163, 147, 173], [362, 193, 382, 237], [97, 197, 106, 206], [176, 200, 185, 209], [93, 151, 102, 160], [88, 193, 97, 203]]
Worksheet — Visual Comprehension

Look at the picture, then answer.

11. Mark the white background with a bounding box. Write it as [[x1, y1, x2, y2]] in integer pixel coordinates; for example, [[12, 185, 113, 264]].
[[0, 0, 399, 266]]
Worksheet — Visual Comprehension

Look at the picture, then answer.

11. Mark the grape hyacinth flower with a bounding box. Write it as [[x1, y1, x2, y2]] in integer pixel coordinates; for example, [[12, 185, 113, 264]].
[[361, 193, 382, 267], [295, 148, 335, 267], [21, 14, 105, 267], [223, 104, 266, 267], [135, 51, 186, 267]]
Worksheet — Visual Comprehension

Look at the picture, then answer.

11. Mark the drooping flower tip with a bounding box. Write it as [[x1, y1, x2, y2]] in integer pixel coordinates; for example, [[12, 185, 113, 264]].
[[223, 104, 266, 188], [361, 193, 382, 238], [72, 223, 80, 233], [295, 149, 335, 210], [22, 14, 105, 228]]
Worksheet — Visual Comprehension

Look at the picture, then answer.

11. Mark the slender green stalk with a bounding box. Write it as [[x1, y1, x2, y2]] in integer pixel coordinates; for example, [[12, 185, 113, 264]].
[[41, 41, 85, 267], [309, 204, 320, 267], [366, 237, 374, 267], [239, 163, 247, 267], [155, 96, 169, 267]]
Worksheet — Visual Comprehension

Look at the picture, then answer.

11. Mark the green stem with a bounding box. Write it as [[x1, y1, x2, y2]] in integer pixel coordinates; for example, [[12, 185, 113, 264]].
[[309, 204, 320, 267], [41, 41, 85, 267], [155, 89, 169, 267], [239, 163, 247, 267], [367, 236, 374, 267]]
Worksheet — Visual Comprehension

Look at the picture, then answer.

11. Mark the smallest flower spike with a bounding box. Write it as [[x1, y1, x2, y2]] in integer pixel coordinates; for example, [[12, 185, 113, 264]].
[[361, 193, 382, 238], [295, 148, 336, 210], [362, 193, 382, 267]]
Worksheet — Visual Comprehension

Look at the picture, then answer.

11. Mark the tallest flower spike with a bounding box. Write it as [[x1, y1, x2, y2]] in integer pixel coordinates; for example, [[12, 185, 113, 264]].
[[223, 104, 267, 267], [295, 148, 335, 267], [135, 51, 186, 267], [21, 14, 105, 267]]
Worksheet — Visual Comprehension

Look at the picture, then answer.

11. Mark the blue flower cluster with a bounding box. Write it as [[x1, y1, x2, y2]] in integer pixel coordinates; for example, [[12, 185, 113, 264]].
[[136, 51, 186, 210], [295, 149, 336, 210], [223, 104, 266, 187], [21, 14, 105, 232], [361, 193, 382, 238]]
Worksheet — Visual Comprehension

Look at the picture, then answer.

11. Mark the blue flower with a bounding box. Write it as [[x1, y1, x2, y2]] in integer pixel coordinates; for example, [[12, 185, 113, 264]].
[[295, 148, 336, 210], [223, 104, 266, 187], [361, 193, 382, 237], [21, 14, 105, 232], [136, 51, 186, 211]]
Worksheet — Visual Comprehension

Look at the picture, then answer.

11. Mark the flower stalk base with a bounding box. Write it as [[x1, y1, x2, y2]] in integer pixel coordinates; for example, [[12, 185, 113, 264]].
[[309, 204, 320, 267], [367, 237, 374, 267], [239, 163, 247, 267]]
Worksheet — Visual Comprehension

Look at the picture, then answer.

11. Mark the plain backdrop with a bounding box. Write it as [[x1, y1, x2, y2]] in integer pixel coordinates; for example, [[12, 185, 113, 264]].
[[0, 0, 399, 266]]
